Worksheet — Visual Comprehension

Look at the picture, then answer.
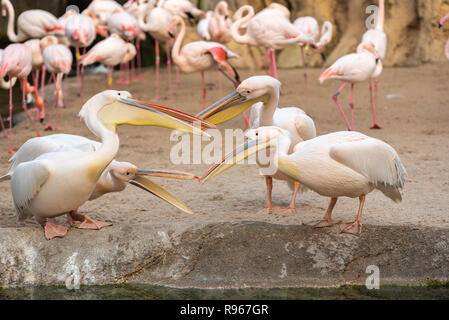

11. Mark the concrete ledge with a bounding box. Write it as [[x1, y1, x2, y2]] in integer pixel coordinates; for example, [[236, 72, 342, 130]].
[[1, 222, 448, 288]]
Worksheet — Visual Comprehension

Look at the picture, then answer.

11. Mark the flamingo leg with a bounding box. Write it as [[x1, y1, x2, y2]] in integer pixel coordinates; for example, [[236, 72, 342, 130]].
[[40, 65, 46, 102], [370, 78, 382, 129], [20, 78, 41, 137], [332, 81, 353, 131], [269, 49, 278, 79], [79, 47, 86, 99], [217, 69, 223, 98], [259, 177, 275, 214], [301, 46, 309, 107], [45, 73, 58, 131], [136, 38, 142, 80], [201, 71, 206, 109], [272, 181, 300, 216], [76, 47, 81, 96], [349, 83, 355, 130], [262, 48, 270, 73], [309, 197, 341, 228], [0, 108, 6, 138], [7, 84, 14, 154], [154, 39, 160, 101], [107, 66, 113, 89], [165, 41, 174, 101], [339, 194, 365, 235]]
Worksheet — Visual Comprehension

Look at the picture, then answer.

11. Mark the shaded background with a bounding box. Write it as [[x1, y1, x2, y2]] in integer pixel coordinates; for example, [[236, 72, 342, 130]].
[[2, 0, 449, 68], [1, 0, 449, 119]]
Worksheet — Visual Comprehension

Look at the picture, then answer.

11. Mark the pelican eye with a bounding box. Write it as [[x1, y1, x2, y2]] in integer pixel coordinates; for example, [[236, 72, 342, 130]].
[[118, 93, 121, 96]]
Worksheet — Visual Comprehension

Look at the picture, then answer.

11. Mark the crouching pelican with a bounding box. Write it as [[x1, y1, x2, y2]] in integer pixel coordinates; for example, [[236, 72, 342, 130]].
[[0, 133, 201, 229], [1, 90, 211, 240], [182, 76, 317, 215], [202, 127, 407, 235]]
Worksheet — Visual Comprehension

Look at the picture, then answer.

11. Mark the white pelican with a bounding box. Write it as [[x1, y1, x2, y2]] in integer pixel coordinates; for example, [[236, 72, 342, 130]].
[[202, 126, 407, 235], [0, 90, 211, 240], [189, 76, 316, 215], [0, 133, 200, 223]]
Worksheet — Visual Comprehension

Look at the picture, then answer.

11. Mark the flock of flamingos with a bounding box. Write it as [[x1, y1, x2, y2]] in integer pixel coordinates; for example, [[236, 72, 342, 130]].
[[0, 0, 444, 241]]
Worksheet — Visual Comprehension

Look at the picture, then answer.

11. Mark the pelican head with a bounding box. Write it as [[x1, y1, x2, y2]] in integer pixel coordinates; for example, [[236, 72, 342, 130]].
[[196, 76, 281, 126], [79, 90, 213, 136], [201, 126, 287, 183]]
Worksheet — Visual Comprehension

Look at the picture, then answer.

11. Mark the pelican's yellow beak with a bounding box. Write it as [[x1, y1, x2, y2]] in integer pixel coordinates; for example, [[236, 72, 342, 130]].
[[130, 176, 193, 214], [200, 136, 273, 183], [98, 97, 213, 137], [136, 169, 199, 181], [195, 91, 270, 125]]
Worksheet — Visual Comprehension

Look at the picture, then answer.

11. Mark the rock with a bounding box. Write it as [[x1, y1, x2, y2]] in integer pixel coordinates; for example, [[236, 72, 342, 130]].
[[1, 222, 448, 288]]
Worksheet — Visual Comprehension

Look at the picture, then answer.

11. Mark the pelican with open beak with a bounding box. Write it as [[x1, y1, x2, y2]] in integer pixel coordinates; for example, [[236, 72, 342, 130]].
[[5, 90, 212, 240]]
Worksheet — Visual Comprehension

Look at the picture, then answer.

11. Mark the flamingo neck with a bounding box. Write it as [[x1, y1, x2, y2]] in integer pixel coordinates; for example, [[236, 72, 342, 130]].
[[171, 19, 186, 66], [137, 0, 156, 31], [3, 0, 22, 42], [376, 0, 385, 32], [230, 5, 254, 45], [259, 88, 279, 127]]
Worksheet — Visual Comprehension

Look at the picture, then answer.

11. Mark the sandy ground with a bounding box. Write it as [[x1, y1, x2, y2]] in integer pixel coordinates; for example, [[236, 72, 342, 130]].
[[0, 63, 448, 231]]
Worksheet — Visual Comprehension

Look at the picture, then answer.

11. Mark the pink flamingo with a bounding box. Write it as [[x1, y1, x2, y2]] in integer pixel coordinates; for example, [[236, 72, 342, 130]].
[[23, 39, 46, 122], [0, 43, 42, 154], [65, 13, 96, 97], [169, 16, 244, 116], [83, 0, 124, 26], [138, 0, 175, 101], [319, 42, 380, 131], [108, 10, 141, 82], [293, 17, 333, 106], [1, 0, 64, 42], [231, 4, 312, 79], [208, 1, 232, 44], [161, 0, 205, 20], [80, 34, 134, 89], [360, 0, 387, 129], [41, 37, 73, 131]]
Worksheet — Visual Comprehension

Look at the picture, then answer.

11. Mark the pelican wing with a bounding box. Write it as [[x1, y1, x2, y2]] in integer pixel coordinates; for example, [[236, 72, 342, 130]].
[[11, 160, 50, 215], [329, 137, 407, 201]]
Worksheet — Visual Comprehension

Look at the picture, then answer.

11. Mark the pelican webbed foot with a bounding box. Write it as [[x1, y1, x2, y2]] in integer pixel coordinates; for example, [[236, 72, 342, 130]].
[[339, 221, 362, 236], [44, 222, 68, 240], [308, 218, 341, 228], [271, 207, 296, 216], [68, 211, 112, 230]]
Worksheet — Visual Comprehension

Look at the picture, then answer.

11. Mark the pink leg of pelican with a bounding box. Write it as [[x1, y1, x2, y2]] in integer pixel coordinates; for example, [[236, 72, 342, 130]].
[[370, 78, 382, 129], [301, 46, 309, 107], [165, 41, 174, 101], [268, 49, 278, 79], [332, 81, 353, 131], [154, 39, 160, 102], [201, 71, 206, 109]]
